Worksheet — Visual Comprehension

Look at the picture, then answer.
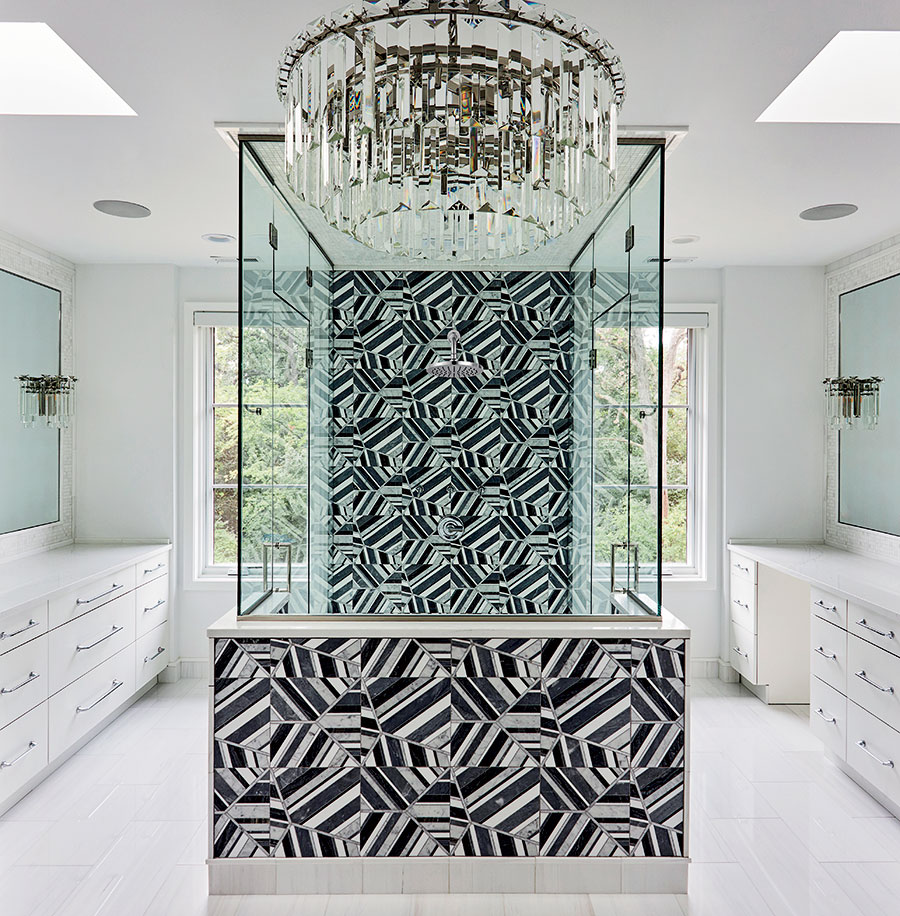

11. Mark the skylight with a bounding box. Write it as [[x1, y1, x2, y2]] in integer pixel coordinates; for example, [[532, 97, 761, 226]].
[[758, 31, 900, 124], [0, 22, 135, 116]]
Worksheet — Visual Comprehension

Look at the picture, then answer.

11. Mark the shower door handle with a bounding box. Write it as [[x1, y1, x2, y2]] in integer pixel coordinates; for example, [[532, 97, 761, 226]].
[[263, 542, 293, 594]]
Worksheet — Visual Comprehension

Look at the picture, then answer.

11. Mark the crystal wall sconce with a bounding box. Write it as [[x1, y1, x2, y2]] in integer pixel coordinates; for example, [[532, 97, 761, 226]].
[[17, 375, 77, 429], [823, 376, 882, 431]]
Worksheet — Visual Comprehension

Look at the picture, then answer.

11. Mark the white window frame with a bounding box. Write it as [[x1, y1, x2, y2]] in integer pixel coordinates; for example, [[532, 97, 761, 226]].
[[194, 309, 239, 581], [663, 310, 710, 581]]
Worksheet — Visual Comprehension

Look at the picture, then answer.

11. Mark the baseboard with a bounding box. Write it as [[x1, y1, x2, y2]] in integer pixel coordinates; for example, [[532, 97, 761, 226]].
[[208, 857, 689, 896], [691, 658, 718, 679], [718, 659, 740, 683], [158, 662, 181, 683], [180, 658, 209, 680]]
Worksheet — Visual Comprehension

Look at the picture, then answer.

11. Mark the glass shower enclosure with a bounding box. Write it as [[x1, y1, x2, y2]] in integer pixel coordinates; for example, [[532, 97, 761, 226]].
[[237, 137, 665, 616]]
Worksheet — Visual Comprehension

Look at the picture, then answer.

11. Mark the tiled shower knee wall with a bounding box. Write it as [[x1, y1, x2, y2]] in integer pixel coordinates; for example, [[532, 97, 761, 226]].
[[324, 270, 580, 614], [212, 636, 686, 859]]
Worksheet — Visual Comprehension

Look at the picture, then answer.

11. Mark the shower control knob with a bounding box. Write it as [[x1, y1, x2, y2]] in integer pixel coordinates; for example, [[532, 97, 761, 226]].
[[437, 516, 465, 541]]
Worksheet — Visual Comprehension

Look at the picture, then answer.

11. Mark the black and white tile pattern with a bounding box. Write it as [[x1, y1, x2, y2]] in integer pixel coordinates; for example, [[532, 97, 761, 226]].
[[213, 636, 686, 859]]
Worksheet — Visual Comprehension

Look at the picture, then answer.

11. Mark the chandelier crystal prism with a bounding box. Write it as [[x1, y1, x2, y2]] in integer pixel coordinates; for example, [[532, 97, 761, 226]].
[[277, 0, 626, 261]]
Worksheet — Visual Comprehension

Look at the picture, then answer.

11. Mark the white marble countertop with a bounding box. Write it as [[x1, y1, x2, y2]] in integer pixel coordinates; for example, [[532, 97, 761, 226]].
[[0, 541, 171, 617], [728, 541, 900, 615], [207, 607, 691, 640]]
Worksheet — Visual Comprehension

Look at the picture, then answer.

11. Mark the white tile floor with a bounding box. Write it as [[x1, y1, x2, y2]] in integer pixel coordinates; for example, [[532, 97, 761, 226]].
[[2, 677, 899, 915]]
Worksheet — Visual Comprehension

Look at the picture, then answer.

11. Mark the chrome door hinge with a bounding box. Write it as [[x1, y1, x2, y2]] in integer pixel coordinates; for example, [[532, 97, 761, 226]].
[[590, 267, 597, 288], [306, 266, 313, 287], [624, 225, 635, 252], [268, 222, 278, 250], [305, 348, 313, 369], [588, 349, 598, 370]]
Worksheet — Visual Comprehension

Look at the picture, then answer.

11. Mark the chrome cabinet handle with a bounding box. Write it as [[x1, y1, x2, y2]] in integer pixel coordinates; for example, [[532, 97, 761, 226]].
[[1, 671, 40, 694], [735, 563, 750, 573], [143, 599, 166, 613], [75, 584, 122, 606], [814, 707, 836, 724], [855, 670, 894, 694], [76, 679, 123, 713], [0, 740, 37, 769], [76, 625, 124, 652], [144, 646, 165, 663], [857, 619, 895, 640], [0, 618, 39, 640], [733, 646, 749, 659], [815, 599, 838, 613], [143, 562, 165, 575], [733, 599, 750, 610], [814, 646, 837, 660], [857, 739, 894, 768]]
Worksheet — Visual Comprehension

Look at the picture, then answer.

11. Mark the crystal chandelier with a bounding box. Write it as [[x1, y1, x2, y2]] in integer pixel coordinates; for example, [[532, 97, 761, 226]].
[[277, 0, 625, 261], [823, 376, 883, 431], [17, 375, 77, 429]]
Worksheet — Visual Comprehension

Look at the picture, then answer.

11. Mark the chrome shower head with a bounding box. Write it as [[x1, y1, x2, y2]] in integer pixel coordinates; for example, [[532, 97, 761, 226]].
[[426, 329, 483, 379]]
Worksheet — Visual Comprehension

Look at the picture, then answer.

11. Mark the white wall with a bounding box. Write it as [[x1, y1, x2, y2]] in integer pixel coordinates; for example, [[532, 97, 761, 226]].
[[721, 266, 825, 658]]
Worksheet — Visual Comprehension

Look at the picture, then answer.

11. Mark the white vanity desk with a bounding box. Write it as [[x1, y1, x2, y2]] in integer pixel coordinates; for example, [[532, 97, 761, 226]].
[[0, 542, 172, 814], [728, 541, 900, 817]]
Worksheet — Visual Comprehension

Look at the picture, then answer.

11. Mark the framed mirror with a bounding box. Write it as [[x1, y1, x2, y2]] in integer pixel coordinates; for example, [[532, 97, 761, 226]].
[[838, 272, 900, 536], [0, 267, 62, 534]]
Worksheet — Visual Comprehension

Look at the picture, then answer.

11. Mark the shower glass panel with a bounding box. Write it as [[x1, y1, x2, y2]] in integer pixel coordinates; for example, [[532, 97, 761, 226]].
[[237, 136, 664, 617]]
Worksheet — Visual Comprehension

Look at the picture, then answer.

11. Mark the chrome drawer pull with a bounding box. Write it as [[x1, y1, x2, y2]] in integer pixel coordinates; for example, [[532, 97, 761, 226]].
[[857, 619, 895, 640], [76, 625, 124, 652], [76, 679, 123, 712], [733, 646, 749, 659], [1, 671, 40, 694], [733, 599, 750, 610], [75, 584, 122, 606], [854, 670, 894, 694], [735, 563, 750, 573], [143, 562, 165, 575], [0, 740, 37, 769], [815, 599, 838, 613], [814, 707, 836, 724], [857, 740, 894, 768], [814, 646, 837, 660], [144, 646, 165, 663], [143, 599, 166, 613], [0, 618, 39, 640]]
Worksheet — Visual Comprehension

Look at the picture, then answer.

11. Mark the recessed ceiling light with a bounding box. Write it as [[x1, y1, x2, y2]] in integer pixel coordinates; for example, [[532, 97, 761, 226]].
[[799, 203, 858, 221], [0, 23, 136, 116], [670, 235, 700, 245], [93, 199, 151, 219], [202, 233, 236, 243], [758, 31, 900, 123]]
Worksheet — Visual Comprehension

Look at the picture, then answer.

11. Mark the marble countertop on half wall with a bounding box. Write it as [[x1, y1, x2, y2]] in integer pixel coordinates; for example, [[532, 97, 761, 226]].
[[207, 607, 691, 640]]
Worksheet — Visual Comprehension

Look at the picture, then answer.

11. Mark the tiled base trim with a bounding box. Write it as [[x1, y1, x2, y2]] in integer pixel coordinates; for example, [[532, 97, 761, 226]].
[[691, 658, 718, 679], [181, 658, 208, 681], [207, 857, 689, 896]]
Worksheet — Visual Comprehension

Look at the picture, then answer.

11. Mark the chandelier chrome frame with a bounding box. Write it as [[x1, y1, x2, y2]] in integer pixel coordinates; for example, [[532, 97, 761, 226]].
[[277, 0, 626, 260], [17, 374, 77, 429], [823, 376, 883, 431]]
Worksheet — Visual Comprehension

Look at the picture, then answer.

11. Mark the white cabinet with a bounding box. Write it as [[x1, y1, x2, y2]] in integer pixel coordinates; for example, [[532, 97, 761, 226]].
[[810, 614, 848, 694], [728, 549, 810, 703], [0, 543, 171, 812], [810, 677, 847, 758]]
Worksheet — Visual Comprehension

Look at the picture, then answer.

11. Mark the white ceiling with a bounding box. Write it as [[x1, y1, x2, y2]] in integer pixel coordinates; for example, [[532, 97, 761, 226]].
[[2, 0, 900, 269]]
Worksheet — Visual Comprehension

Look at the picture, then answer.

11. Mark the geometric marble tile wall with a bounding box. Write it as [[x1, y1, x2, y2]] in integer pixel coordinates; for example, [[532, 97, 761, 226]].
[[212, 636, 685, 859], [325, 269, 577, 615]]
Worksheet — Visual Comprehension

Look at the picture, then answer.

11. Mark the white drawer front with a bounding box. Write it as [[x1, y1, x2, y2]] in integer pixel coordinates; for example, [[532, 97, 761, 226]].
[[848, 635, 900, 733], [849, 602, 900, 659], [49, 566, 136, 629], [810, 677, 847, 759], [730, 621, 757, 683], [0, 634, 49, 731], [136, 622, 168, 688], [49, 593, 135, 695], [49, 646, 134, 761], [136, 576, 169, 638], [811, 614, 848, 695], [811, 588, 847, 630], [0, 601, 48, 656], [0, 703, 48, 805], [847, 701, 900, 803], [136, 551, 169, 587], [730, 553, 757, 584], [730, 575, 757, 633]]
